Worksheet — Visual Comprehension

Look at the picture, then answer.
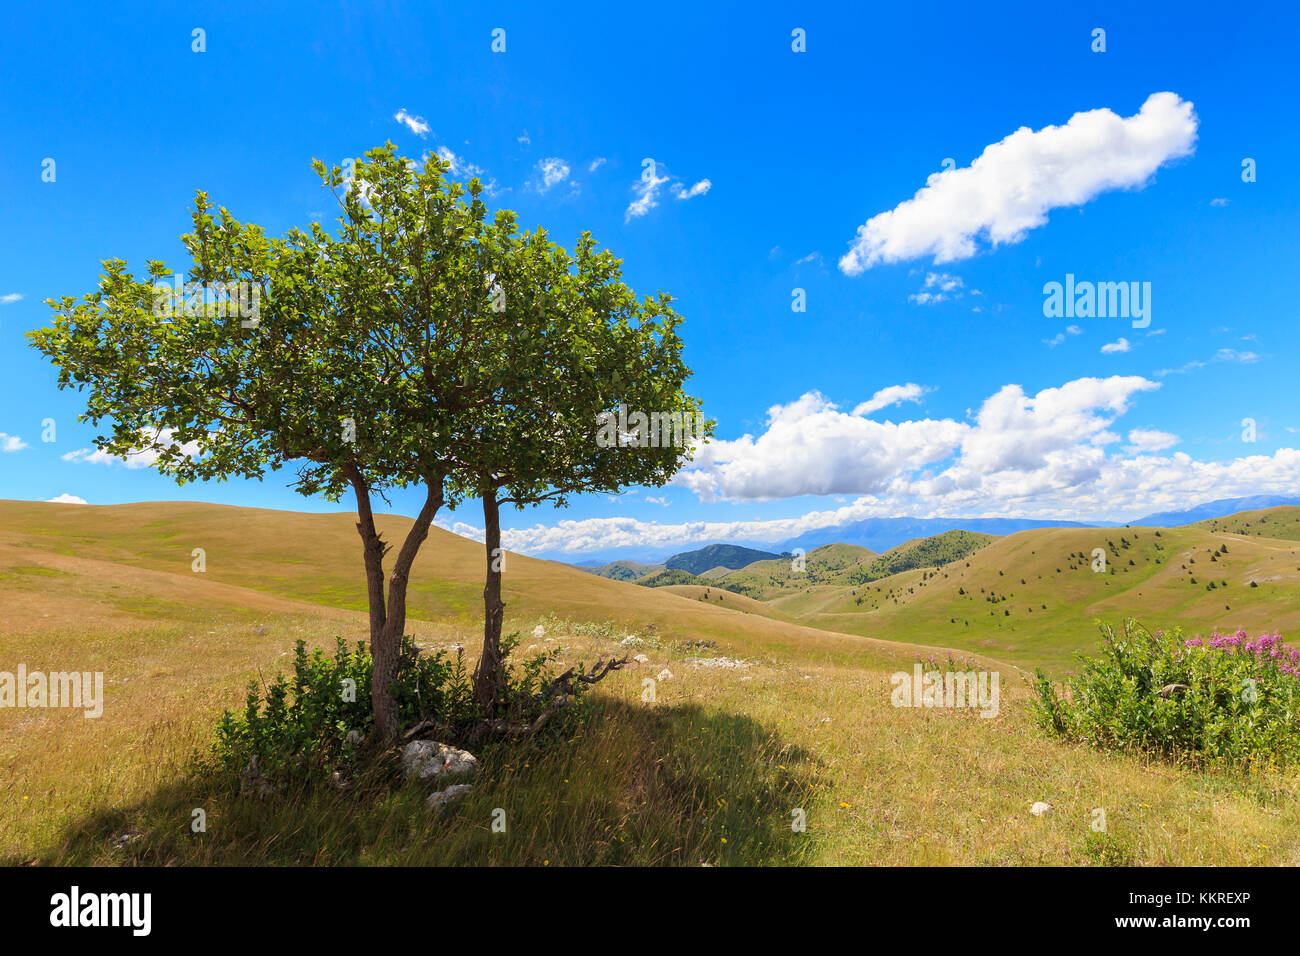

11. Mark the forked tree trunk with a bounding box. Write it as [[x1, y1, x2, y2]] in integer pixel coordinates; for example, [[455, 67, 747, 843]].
[[473, 492, 506, 716], [350, 471, 443, 747]]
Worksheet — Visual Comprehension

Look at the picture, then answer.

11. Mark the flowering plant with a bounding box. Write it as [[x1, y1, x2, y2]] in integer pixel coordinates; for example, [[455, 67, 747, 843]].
[[1029, 619, 1300, 767]]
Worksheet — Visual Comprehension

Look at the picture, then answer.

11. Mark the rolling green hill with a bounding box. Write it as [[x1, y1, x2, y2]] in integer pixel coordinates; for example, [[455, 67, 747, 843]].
[[852, 529, 996, 584], [764, 520, 1300, 672], [1194, 504, 1300, 541], [585, 559, 666, 581], [711, 543, 877, 596], [664, 543, 785, 574]]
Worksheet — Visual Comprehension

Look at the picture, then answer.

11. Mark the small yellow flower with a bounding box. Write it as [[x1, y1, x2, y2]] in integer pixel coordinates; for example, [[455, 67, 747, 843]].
[[543, 860, 550, 866], [720, 838, 727, 843], [839, 802, 850, 808]]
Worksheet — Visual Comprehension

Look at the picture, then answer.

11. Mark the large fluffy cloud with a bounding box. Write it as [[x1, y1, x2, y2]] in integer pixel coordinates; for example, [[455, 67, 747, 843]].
[[678, 376, 1156, 502], [839, 92, 1198, 274], [677, 391, 965, 501]]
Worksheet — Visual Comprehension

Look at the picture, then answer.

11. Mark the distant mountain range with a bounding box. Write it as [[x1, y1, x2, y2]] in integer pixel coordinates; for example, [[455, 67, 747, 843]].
[[550, 495, 1300, 568], [1127, 495, 1300, 528]]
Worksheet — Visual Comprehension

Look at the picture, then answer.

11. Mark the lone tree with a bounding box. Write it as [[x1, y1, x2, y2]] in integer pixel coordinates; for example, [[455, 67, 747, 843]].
[[28, 144, 706, 745], [30, 147, 495, 745], [455, 223, 708, 715]]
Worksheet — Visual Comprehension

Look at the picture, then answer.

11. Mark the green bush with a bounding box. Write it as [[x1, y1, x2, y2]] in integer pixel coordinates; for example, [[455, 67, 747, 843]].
[[212, 634, 560, 783], [1029, 619, 1300, 768]]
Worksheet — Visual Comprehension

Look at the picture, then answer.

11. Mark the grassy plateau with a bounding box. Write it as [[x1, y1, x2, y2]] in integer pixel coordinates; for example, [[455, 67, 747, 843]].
[[2, 500, 1299, 866]]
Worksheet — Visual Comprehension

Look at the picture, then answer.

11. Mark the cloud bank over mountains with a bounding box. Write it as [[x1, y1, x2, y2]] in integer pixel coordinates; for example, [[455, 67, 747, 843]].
[[463, 373, 1300, 556]]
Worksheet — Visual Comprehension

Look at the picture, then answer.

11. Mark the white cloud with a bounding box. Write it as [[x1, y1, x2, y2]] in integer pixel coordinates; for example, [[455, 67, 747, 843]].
[[839, 92, 1198, 274], [588, 157, 607, 172], [675, 375, 1158, 504], [1125, 429, 1179, 453], [393, 108, 431, 138], [793, 251, 823, 267], [644, 496, 670, 507], [1101, 337, 1132, 354], [531, 157, 571, 193], [677, 392, 967, 501], [61, 427, 203, 470], [625, 166, 671, 221], [435, 146, 501, 196], [852, 383, 930, 416], [0, 293, 22, 305], [517, 131, 531, 146], [46, 493, 88, 504], [672, 179, 712, 200], [1, 433, 28, 452], [909, 271, 965, 304], [1210, 197, 1229, 207], [1157, 347, 1261, 376], [626, 162, 710, 221], [1044, 325, 1083, 348]]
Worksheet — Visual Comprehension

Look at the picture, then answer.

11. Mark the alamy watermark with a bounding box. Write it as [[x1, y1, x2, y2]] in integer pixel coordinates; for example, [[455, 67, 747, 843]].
[[1043, 274, 1150, 328], [1, 665, 104, 717], [50, 886, 150, 936], [596, 404, 705, 448], [890, 663, 1000, 718], [151, 275, 262, 327]]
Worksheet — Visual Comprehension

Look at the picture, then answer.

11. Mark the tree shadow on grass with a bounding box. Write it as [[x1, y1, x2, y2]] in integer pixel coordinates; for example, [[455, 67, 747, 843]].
[[35, 696, 821, 867]]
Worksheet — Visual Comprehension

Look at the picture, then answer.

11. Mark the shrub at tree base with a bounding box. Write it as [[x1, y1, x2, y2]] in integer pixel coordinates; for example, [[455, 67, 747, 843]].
[[212, 636, 561, 785], [1030, 619, 1300, 768]]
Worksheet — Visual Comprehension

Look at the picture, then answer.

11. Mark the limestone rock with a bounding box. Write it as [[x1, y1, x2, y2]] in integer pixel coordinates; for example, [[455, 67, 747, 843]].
[[401, 740, 479, 783], [426, 783, 473, 811]]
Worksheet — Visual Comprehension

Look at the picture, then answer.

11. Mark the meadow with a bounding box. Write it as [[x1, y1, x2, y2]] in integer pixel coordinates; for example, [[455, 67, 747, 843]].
[[2, 500, 1299, 866]]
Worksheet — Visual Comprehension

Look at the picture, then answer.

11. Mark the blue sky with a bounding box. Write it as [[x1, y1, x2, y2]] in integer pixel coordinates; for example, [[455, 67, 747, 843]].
[[3, 1, 1299, 559]]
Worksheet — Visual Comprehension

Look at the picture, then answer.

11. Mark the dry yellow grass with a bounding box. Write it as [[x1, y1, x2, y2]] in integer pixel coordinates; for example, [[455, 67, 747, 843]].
[[2, 500, 1297, 865]]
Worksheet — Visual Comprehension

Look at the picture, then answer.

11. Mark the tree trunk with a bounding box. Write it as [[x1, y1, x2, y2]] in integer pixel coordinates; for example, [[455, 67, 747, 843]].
[[473, 492, 506, 717], [350, 469, 442, 748], [348, 471, 389, 653]]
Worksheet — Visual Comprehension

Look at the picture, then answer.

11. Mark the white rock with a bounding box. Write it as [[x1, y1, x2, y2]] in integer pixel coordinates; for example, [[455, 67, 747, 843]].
[[657, 668, 674, 681], [633, 654, 650, 664], [532, 625, 545, 639], [401, 741, 479, 782], [1030, 801, 1053, 817], [684, 656, 750, 669], [426, 783, 473, 810]]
